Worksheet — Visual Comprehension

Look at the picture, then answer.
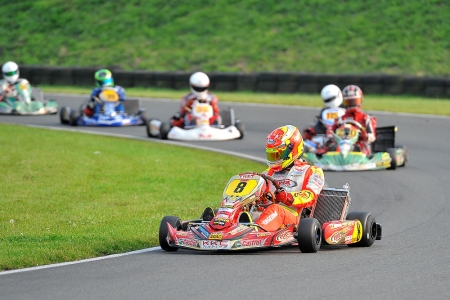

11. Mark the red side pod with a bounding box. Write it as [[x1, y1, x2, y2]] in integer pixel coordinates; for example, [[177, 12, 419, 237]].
[[322, 220, 361, 245]]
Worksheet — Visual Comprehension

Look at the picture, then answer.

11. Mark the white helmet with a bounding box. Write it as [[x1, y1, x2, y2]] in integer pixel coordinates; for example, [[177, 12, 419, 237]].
[[2, 61, 19, 83], [320, 84, 343, 108], [189, 72, 210, 99]]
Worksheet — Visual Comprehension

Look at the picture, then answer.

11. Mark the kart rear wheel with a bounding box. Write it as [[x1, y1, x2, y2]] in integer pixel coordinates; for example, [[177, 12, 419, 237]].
[[159, 121, 171, 140], [59, 106, 71, 125], [235, 120, 245, 139], [386, 148, 397, 170], [159, 216, 182, 252], [297, 218, 322, 253], [396, 145, 407, 167], [346, 212, 377, 247], [69, 110, 80, 126]]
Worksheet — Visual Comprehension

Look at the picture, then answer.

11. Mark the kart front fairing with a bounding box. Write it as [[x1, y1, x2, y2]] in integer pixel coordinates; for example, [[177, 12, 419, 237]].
[[303, 151, 391, 171], [166, 124, 242, 141], [78, 101, 144, 126], [0, 99, 58, 115]]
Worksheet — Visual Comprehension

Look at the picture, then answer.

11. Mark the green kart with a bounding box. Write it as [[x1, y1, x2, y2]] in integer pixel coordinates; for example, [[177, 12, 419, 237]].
[[0, 86, 58, 115], [303, 120, 407, 171]]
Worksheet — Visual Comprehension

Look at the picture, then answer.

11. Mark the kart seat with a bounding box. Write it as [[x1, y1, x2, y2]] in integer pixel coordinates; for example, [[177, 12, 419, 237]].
[[238, 211, 253, 223]]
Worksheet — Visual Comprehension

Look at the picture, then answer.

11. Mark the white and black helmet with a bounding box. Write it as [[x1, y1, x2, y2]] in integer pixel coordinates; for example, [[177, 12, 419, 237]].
[[2, 61, 19, 83], [189, 72, 210, 99], [320, 84, 343, 108]]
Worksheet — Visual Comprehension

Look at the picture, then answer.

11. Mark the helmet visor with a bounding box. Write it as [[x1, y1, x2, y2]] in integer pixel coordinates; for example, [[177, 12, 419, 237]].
[[266, 145, 289, 165], [97, 77, 113, 87], [343, 98, 361, 108], [4, 70, 18, 76], [192, 85, 208, 92]]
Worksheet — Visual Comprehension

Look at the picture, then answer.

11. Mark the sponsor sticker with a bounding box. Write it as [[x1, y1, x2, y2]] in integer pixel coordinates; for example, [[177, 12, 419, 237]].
[[277, 179, 297, 188], [208, 233, 223, 240], [239, 173, 254, 181], [200, 240, 230, 249], [177, 238, 198, 247], [241, 239, 265, 247], [329, 231, 344, 244], [275, 230, 293, 242], [261, 211, 278, 225]]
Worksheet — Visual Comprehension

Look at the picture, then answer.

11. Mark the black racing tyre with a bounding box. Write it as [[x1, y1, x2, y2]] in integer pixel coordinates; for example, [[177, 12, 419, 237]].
[[346, 212, 377, 247], [297, 218, 322, 253], [395, 145, 407, 167], [69, 109, 80, 126], [159, 216, 182, 252], [159, 121, 171, 140], [59, 106, 71, 124], [235, 120, 245, 139], [386, 148, 397, 170]]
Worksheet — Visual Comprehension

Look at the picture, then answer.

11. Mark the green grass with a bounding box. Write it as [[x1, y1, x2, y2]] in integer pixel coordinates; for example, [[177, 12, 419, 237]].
[[1, 1, 449, 75], [0, 123, 264, 270], [42, 85, 450, 116]]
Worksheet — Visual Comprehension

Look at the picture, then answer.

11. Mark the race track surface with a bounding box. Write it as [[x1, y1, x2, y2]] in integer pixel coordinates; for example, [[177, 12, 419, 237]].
[[1, 93, 450, 300]]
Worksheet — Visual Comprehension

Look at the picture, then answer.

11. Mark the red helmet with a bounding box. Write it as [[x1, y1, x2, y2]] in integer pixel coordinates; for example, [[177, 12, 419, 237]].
[[342, 85, 363, 112], [266, 125, 304, 171]]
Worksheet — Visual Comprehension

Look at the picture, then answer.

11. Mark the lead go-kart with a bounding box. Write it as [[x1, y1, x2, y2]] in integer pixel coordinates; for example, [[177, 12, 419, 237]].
[[303, 119, 408, 171], [159, 172, 382, 253], [59, 88, 147, 126], [0, 86, 58, 115], [146, 100, 245, 141]]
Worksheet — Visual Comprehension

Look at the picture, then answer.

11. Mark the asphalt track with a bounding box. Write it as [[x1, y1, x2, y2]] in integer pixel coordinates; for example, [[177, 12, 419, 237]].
[[1, 93, 450, 300]]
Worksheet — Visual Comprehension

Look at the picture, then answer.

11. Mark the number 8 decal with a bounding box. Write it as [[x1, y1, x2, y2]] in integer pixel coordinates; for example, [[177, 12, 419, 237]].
[[233, 182, 247, 193]]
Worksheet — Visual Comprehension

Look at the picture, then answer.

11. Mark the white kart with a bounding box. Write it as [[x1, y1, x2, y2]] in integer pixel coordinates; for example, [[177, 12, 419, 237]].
[[146, 101, 244, 141]]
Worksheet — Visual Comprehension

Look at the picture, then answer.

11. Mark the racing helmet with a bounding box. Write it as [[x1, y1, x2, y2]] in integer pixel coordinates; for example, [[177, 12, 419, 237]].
[[266, 125, 304, 171], [321, 84, 343, 108], [95, 69, 114, 87], [189, 72, 210, 99], [342, 85, 363, 112], [2, 61, 19, 83]]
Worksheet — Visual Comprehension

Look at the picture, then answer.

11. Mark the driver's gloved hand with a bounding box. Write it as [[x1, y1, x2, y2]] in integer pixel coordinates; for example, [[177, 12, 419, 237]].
[[87, 101, 95, 110], [275, 188, 294, 206], [173, 112, 181, 120]]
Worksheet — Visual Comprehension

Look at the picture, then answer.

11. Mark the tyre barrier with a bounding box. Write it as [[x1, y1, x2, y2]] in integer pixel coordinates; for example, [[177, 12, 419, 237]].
[[17, 65, 450, 98]]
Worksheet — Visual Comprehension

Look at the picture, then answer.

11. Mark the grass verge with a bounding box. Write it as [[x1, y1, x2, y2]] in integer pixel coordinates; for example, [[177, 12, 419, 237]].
[[0, 123, 264, 270]]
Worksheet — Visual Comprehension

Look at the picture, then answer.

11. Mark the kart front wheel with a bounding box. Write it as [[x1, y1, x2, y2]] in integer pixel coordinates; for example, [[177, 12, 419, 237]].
[[346, 212, 377, 247], [159, 216, 182, 252], [386, 148, 397, 170], [297, 218, 322, 253]]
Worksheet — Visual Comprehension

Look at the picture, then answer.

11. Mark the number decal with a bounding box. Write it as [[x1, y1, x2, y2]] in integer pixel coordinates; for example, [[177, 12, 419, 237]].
[[195, 105, 211, 113], [233, 182, 247, 193], [325, 112, 338, 120], [100, 90, 119, 102]]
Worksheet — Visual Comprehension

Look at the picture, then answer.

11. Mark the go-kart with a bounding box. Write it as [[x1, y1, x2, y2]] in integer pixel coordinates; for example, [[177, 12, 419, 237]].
[[59, 88, 147, 126], [0, 86, 58, 115], [303, 120, 407, 171], [146, 100, 245, 141], [159, 172, 382, 253]]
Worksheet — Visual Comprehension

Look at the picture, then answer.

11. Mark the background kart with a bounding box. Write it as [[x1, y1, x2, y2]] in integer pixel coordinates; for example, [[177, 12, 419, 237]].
[[59, 95, 147, 127], [0, 87, 58, 115], [304, 121, 408, 171], [159, 172, 382, 253], [146, 101, 245, 141]]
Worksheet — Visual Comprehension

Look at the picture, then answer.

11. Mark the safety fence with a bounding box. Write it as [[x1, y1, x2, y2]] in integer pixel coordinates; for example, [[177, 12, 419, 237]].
[[19, 65, 450, 98]]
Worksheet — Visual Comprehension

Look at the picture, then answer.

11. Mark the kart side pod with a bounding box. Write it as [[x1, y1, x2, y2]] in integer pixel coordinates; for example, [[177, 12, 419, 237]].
[[322, 219, 382, 245]]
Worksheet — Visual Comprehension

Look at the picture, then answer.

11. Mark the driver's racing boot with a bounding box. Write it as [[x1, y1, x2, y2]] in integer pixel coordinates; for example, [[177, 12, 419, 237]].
[[201, 207, 215, 222]]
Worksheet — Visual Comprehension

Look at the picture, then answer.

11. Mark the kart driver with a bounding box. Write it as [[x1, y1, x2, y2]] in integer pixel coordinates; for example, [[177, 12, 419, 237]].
[[0, 61, 33, 103], [255, 125, 325, 232], [331, 85, 376, 156], [302, 84, 346, 153], [84, 69, 126, 117], [171, 72, 220, 128]]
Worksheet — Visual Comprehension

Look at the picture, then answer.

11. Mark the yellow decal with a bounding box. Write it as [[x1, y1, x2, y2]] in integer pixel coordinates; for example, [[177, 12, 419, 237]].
[[224, 179, 257, 197], [100, 90, 119, 102], [325, 112, 338, 120], [336, 128, 358, 139], [19, 84, 28, 90], [352, 220, 363, 243], [195, 105, 211, 113], [208, 233, 223, 240]]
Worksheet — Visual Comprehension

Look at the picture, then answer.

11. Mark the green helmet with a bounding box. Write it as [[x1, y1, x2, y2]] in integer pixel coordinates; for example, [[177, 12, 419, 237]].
[[94, 69, 114, 87]]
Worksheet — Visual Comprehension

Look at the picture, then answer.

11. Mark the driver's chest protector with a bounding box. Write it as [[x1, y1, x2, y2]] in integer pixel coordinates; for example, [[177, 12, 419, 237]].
[[267, 164, 313, 216]]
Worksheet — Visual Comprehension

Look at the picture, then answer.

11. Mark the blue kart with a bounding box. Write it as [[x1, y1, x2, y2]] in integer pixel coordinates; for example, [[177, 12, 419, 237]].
[[59, 89, 147, 127]]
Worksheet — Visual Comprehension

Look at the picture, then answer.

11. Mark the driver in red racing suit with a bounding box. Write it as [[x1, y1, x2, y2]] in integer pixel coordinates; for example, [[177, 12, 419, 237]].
[[171, 72, 220, 128], [255, 125, 325, 232], [331, 85, 376, 156]]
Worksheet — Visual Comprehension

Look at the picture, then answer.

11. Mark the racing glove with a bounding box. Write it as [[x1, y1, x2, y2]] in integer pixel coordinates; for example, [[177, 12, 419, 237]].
[[275, 188, 294, 206], [172, 112, 181, 120]]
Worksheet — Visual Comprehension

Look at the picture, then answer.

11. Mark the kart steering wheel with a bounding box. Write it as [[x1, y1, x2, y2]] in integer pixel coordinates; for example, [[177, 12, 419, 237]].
[[254, 172, 280, 205], [340, 119, 363, 130]]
